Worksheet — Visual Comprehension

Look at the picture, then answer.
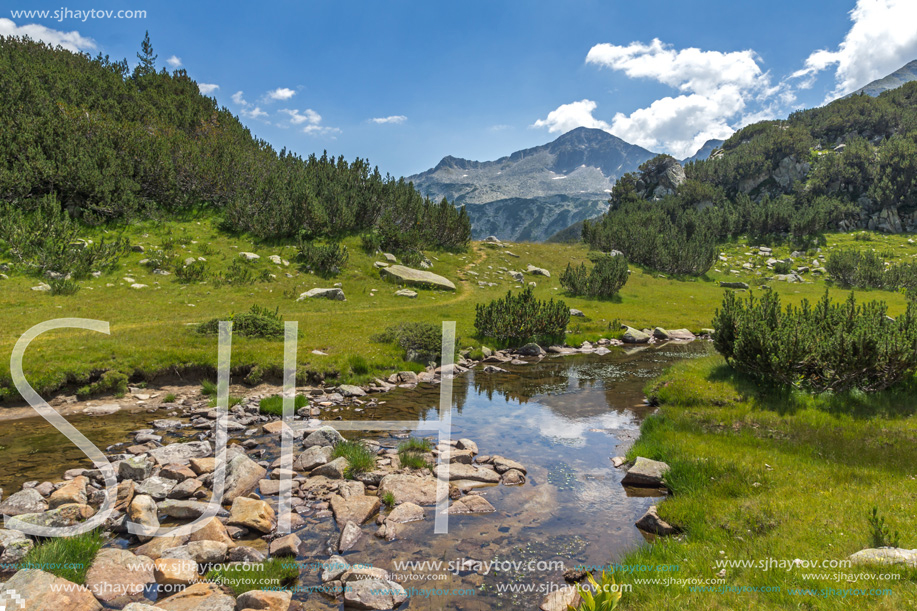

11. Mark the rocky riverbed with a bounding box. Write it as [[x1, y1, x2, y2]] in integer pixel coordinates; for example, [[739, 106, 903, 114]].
[[0, 340, 710, 610]]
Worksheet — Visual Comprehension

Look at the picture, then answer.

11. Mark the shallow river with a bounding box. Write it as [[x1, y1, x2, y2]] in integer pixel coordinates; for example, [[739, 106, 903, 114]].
[[0, 341, 710, 609]]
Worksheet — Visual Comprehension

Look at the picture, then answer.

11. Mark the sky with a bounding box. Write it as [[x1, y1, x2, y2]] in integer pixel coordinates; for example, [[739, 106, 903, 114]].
[[3, 0, 917, 176]]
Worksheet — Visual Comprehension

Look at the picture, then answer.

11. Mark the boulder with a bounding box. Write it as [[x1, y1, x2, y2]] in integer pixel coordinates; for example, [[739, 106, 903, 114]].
[[85, 548, 155, 608], [0, 569, 102, 611], [540, 585, 581, 611], [228, 497, 276, 533], [269, 533, 301, 557], [154, 557, 199, 585], [119, 456, 154, 482], [492, 456, 526, 474], [394, 289, 417, 298], [187, 516, 234, 547], [622, 326, 650, 344], [434, 463, 501, 484], [569, 308, 585, 317], [239, 252, 260, 261], [0, 488, 47, 516], [848, 548, 917, 569], [526, 264, 550, 277], [158, 500, 216, 520], [137, 476, 177, 500], [234, 590, 293, 611], [338, 384, 366, 397], [297, 288, 345, 301], [379, 265, 455, 291], [156, 582, 235, 611], [378, 474, 446, 506], [311, 457, 348, 480], [338, 521, 362, 552], [719, 281, 749, 289], [330, 494, 380, 528], [635, 505, 677, 536], [447, 495, 495, 514], [653, 327, 695, 341], [0, 528, 33, 565], [385, 502, 425, 524], [303, 426, 344, 448], [343, 577, 407, 610], [128, 494, 160, 542], [621, 457, 669, 487], [162, 540, 229, 564], [148, 441, 212, 466], [321, 555, 350, 582], [516, 343, 545, 357], [223, 453, 267, 503], [8, 503, 94, 529], [293, 445, 333, 471], [134, 535, 190, 561], [501, 469, 526, 486]]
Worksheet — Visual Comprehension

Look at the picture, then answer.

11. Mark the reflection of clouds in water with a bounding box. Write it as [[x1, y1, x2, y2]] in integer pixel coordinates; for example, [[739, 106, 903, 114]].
[[528, 403, 636, 447]]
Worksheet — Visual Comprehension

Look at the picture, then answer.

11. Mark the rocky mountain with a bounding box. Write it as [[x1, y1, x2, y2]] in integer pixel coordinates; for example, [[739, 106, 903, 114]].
[[409, 127, 655, 241], [850, 59, 917, 97], [681, 138, 724, 164]]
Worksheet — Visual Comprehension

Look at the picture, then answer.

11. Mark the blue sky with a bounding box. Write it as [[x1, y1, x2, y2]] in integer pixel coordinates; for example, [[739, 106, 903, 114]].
[[3, 1, 917, 176]]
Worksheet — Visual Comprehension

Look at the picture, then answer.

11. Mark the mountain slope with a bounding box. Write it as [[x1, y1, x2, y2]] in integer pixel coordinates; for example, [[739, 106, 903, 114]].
[[409, 127, 654, 241], [682, 138, 724, 164], [850, 59, 917, 97]]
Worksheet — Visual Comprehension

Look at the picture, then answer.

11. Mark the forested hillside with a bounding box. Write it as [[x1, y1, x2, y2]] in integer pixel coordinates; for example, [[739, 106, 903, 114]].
[[584, 82, 917, 275], [0, 35, 470, 253]]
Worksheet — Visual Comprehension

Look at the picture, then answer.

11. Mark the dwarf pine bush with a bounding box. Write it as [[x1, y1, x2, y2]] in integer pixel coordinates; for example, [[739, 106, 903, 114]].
[[561, 253, 629, 298], [474, 286, 569, 345], [713, 289, 917, 392]]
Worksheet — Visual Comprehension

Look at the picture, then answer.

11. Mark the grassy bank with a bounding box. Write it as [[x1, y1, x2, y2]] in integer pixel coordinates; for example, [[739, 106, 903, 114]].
[[0, 216, 913, 401], [614, 356, 917, 610]]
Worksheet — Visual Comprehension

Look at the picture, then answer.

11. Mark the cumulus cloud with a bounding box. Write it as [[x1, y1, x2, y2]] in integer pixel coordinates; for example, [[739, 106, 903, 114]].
[[166, 55, 182, 68], [370, 115, 407, 124], [534, 38, 780, 157], [266, 87, 296, 101], [230, 91, 268, 121], [793, 0, 917, 100], [280, 108, 339, 136], [198, 83, 219, 95], [0, 18, 95, 52], [531, 99, 611, 134]]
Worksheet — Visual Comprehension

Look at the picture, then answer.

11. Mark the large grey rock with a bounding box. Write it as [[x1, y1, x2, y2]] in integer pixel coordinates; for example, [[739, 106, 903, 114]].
[[155, 582, 235, 611], [447, 495, 495, 514], [0, 569, 102, 611], [297, 287, 346, 301], [137, 476, 177, 500], [622, 326, 650, 344], [85, 548, 155, 608], [128, 494, 160, 542], [269, 533, 301, 557], [293, 445, 334, 471], [338, 521, 362, 552], [338, 384, 366, 397], [158, 500, 217, 520], [434, 463, 501, 483], [516, 343, 545, 357], [526, 264, 550, 277], [223, 453, 267, 503], [379, 265, 455, 290], [330, 494, 380, 528], [378, 474, 446, 506], [719, 281, 749, 289], [343, 577, 407, 610], [119, 455, 154, 481], [635, 505, 678, 535], [0, 528, 33, 565], [540, 585, 581, 611], [235, 590, 293, 611], [303, 426, 345, 448], [0, 488, 47, 516], [162, 541, 228, 564], [848, 547, 917, 568], [621, 457, 670, 487], [311, 457, 349, 479], [148, 441, 211, 466]]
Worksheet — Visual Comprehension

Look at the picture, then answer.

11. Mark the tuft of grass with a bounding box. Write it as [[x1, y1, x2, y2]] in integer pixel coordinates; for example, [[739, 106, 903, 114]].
[[347, 354, 371, 376], [163, 392, 177, 403], [332, 440, 376, 477], [21, 529, 105, 584], [201, 380, 217, 396], [381, 491, 396, 507], [209, 394, 243, 408], [259, 394, 308, 416], [398, 437, 433, 471], [206, 558, 298, 596]]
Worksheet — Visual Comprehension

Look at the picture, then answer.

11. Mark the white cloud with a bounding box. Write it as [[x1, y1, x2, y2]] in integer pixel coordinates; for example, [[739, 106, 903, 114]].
[[280, 108, 321, 125], [370, 115, 407, 124], [531, 99, 611, 134], [535, 38, 781, 158], [241, 107, 268, 120], [231, 91, 247, 105], [266, 87, 296, 101], [279, 108, 339, 137], [166, 55, 182, 69], [198, 83, 219, 95], [0, 18, 95, 53], [586, 38, 766, 96], [793, 0, 917, 100]]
